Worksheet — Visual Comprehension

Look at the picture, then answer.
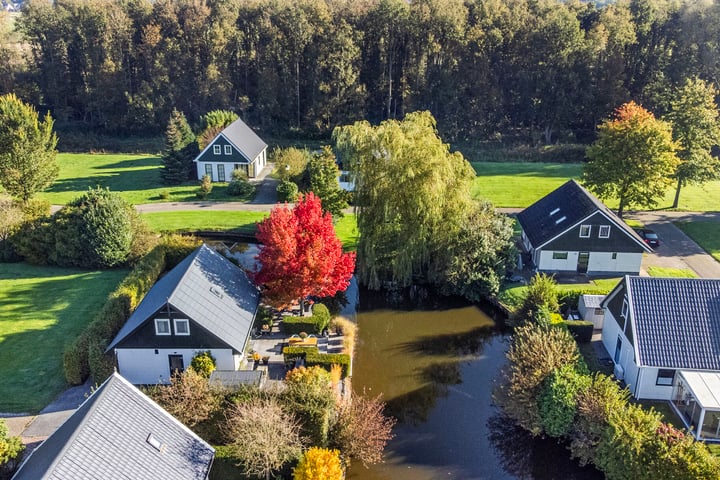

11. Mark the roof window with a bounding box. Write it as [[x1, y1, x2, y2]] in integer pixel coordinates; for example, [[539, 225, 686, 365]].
[[210, 286, 224, 299], [554, 216, 567, 224], [550, 207, 560, 216], [147, 434, 167, 454]]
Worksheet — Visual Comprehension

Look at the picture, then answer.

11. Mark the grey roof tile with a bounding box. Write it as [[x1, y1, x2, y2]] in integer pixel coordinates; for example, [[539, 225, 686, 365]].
[[13, 373, 214, 480], [628, 276, 720, 370], [517, 179, 648, 250], [221, 117, 267, 161], [107, 244, 259, 352]]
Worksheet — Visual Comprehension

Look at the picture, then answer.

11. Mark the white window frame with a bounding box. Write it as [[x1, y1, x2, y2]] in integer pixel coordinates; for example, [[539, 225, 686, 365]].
[[174, 318, 190, 336], [621, 299, 629, 319], [612, 252, 618, 260], [579, 225, 591, 238], [656, 369, 675, 386], [224, 145, 232, 155], [155, 318, 171, 336], [599, 225, 611, 238], [213, 145, 221, 155]]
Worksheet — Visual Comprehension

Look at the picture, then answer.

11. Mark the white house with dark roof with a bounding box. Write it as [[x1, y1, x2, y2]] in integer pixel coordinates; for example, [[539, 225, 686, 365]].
[[194, 117, 267, 181], [106, 244, 259, 385], [517, 180, 652, 274], [601, 276, 720, 441], [12, 373, 215, 480]]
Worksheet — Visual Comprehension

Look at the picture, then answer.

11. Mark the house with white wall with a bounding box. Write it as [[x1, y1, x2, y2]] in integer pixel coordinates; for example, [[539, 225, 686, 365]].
[[600, 276, 720, 441], [106, 244, 259, 384], [517, 180, 651, 274], [193, 117, 267, 181]]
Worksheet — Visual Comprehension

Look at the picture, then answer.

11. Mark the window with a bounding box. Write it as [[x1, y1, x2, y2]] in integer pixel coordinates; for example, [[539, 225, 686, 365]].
[[155, 318, 171, 335], [599, 225, 611, 238], [174, 319, 190, 336], [224, 145, 232, 155], [217, 164, 226, 182], [612, 252, 618, 260], [549, 207, 560, 216], [614, 336, 622, 363], [213, 145, 221, 155], [594, 308, 605, 316], [621, 299, 629, 319], [204, 164, 212, 178], [579, 225, 591, 238], [555, 216, 567, 224], [552, 252, 568, 260], [656, 369, 675, 386]]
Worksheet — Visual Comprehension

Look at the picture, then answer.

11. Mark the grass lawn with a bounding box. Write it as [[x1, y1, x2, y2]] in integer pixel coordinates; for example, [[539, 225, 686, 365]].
[[0, 264, 127, 413], [646, 266, 698, 278], [497, 277, 619, 311], [142, 211, 359, 250], [675, 221, 720, 262], [34, 153, 245, 205], [471, 161, 720, 211]]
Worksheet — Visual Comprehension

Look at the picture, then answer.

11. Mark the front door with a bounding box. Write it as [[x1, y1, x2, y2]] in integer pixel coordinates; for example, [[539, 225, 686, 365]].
[[577, 252, 589, 273], [168, 355, 184, 375]]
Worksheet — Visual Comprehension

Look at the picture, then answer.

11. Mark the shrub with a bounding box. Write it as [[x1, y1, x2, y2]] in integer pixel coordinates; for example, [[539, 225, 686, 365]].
[[558, 288, 612, 311], [564, 320, 594, 343], [293, 447, 344, 480], [538, 364, 590, 437], [306, 352, 351, 378], [283, 305, 331, 335], [570, 373, 630, 466], [197, 174, 212, 199], [159, 190, 170, 200], [277, 179, 299, 202], [512, 273, 560, 325], [273, 146, 311, 183], [227, 169, 255, 197], [162, 234, 201, 268], [0, 418, 24, 477], [190, 351, 216, 378], [283, 366, 337, 446], [147, 369, 220, 427], [494, 322, 581, 435]]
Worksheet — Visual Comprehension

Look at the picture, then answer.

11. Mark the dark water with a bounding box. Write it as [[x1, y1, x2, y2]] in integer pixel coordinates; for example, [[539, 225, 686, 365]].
[[346, 295, 604, 480]]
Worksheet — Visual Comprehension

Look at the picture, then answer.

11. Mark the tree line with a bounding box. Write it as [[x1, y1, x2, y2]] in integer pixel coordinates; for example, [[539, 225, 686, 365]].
[[2, 0, 720, 141]]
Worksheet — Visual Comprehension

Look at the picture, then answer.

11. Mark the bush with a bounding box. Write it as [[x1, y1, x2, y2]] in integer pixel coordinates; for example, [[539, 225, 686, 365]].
[[565, 320, 594, 343], [159, 190, 170, 200], [538, 364, 590, 437], [197, 174, 212, 199], [283, 305, 331, 335], [277, 179, 299, 202], [147, 369, 220, 427], [495, 322, 581, 435], [0, 418, 24, 477], [283, 366, 336, 446], [190, 351, 216, 378], [306, 352, 351, 378], [293, 447, 344, 480], [512, 273, 560, 325], [558, 288, 611, 311], [162, 233, 201, 268], [227, 169, 256, 197]]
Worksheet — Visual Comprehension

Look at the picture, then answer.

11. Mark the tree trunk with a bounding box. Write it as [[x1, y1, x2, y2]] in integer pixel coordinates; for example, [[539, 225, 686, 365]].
[[617, 195, 625, 219], [296, 59, 300, 128], [672, 176, 682, 209]]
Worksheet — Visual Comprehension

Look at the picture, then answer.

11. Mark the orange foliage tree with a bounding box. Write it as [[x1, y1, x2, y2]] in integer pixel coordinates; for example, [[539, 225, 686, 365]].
[[254, 192, 355, 307]]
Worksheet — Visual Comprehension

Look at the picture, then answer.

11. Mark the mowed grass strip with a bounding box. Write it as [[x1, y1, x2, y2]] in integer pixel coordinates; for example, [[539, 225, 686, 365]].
[[675, 221, 720, 262], [141, 211, 359, 250], [0, 264, 127, 413], [35, 153, 240, 205]]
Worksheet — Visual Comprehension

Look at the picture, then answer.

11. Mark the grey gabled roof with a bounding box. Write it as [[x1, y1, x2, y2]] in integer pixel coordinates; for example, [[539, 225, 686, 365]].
[[107, 244, 259, 352], [194, 117, 267, 163], [625, 276, 720, 370], [12, 373, 214, 480], [517, 179, 650, 251]]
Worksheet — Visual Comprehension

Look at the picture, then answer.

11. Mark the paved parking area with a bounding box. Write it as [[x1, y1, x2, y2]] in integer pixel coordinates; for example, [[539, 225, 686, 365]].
[[626, 211, 720, 278]]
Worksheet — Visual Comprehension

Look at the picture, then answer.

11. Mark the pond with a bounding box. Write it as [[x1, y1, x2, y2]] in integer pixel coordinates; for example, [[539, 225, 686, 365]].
[[347, 291, 603, 480]]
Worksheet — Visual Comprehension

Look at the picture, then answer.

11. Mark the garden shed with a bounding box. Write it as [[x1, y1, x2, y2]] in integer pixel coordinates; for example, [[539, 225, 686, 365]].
[[578, 294, 606, 329]]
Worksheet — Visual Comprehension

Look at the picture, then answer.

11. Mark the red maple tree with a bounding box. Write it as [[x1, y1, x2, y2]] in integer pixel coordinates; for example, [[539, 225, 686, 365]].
[[254, 192, 355, 307]]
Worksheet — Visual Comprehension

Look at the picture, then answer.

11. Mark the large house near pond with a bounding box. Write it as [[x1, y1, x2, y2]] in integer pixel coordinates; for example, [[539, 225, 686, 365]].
[[12, 373, 215, 480], [601, 276, 720, 441], [106, 244, 259, 385], [517, 180, 652, 275], [194, 117, 268, 181]]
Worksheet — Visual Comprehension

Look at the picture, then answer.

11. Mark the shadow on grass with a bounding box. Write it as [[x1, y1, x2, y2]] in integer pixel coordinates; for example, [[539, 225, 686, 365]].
[[91, 157, 160, 170]]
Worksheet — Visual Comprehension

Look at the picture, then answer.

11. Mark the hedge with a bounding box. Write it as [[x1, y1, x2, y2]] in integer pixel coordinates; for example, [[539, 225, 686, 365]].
[[282, 304, 331, 335], [564, 320, 594, 343], [282, 346, 351, 378], [63, 237, 200, 385]]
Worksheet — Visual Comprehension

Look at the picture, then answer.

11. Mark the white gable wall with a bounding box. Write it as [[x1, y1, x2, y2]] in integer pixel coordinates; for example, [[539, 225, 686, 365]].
[[116, 348, 239, 384], [196, 148, 267, 181]]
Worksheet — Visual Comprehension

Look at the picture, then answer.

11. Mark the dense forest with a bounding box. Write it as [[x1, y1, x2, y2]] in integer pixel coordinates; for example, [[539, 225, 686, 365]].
[[0, 0, 718, 143]]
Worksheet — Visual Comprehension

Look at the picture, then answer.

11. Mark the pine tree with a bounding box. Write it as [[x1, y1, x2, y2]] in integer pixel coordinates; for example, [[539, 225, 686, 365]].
[[162, 109, 197, 185]]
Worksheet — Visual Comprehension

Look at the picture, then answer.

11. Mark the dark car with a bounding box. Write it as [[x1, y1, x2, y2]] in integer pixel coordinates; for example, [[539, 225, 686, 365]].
[[637, 229, 660, 247]]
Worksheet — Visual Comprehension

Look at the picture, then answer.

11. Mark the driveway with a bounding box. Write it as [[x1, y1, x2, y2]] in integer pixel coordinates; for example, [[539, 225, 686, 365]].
[[624, 211, 720, 278]]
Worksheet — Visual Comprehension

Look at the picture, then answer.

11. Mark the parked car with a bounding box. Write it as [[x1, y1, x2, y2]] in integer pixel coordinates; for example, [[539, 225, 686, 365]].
[[637, 229, 660, 247]]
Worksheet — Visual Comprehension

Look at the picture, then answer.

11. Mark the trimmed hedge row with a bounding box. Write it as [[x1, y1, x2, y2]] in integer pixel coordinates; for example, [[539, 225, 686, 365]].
[[558, 288, 611, 311], [282, 345, 351, 378], [63, 235, 202, 385], [564, 320, 594, 343], [282, 304, 331, 335]]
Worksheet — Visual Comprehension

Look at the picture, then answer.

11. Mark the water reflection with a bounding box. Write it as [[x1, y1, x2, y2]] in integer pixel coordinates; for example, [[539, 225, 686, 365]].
[[348, 292, 602, 480]]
